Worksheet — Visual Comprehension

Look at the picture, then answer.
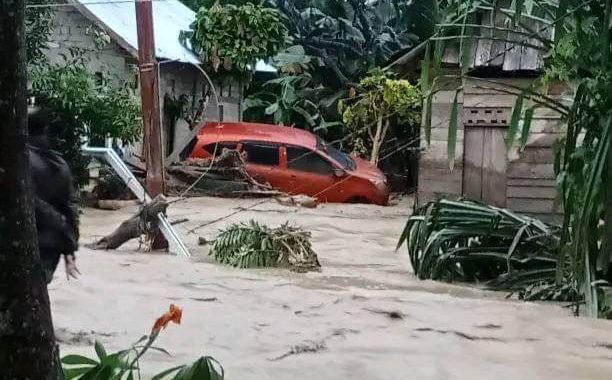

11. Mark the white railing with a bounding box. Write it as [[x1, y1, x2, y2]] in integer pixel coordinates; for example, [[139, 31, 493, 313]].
[[83, 146, 190, 258]]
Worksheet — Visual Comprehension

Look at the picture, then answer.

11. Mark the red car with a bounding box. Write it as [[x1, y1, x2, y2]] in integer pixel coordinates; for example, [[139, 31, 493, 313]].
[[189, 122, 389, 205]]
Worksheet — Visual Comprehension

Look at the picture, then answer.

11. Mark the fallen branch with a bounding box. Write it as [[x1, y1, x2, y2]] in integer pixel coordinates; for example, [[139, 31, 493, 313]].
[[91, 195, 168, 250], [167, 150, 279, 197]]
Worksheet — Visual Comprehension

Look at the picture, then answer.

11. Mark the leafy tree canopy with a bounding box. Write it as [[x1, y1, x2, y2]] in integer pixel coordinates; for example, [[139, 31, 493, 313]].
[[181, 1, 288, 77], [339, 69, 420, 163], [269, 0, 436, 87]]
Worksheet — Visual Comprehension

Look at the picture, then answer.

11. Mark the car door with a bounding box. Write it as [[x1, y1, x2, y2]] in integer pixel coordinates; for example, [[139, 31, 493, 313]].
[[284, 146, 339, 200], [241, 142, 285, 189]]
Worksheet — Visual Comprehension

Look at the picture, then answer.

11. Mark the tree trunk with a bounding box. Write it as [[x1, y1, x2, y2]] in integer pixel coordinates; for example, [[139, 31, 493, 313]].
[[370, 113, 389, 166], [604, 131, 612, 278], [0, 1, 59, 379], [92, 195, 168, 250]]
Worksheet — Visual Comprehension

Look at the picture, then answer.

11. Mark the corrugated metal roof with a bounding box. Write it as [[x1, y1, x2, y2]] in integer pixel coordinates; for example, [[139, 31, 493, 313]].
[[76, 0, 200, 63], [75, 0, 279, 71]]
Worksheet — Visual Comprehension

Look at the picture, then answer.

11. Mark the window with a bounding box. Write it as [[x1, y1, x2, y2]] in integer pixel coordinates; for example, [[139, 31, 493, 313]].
[[287, 146, 333, 175], [202, 142, 238, 155], [243, 143, 280, 166], [316, 137, 356, 171]]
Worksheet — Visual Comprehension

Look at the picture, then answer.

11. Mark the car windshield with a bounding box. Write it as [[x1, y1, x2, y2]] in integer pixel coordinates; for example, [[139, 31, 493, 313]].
[[317, 138, 356, 171]]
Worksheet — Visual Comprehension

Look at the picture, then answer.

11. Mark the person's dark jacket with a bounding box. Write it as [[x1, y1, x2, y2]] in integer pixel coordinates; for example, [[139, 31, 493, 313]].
[[29, 137, 79, 254]]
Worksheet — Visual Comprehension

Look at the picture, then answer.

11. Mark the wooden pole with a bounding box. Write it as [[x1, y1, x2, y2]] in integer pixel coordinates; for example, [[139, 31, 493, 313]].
[[0, 0, 59, 377], [136, 0, 164, 196], [136, 0, 167, 249]]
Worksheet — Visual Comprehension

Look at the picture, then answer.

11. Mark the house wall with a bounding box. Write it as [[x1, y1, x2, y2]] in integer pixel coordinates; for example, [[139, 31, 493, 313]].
[[418, 77, 567, 222], [46, 8, 243, 161], [47, 8, 136, 82], [158, 62, 242, 157], [417, 77, 464, 202]]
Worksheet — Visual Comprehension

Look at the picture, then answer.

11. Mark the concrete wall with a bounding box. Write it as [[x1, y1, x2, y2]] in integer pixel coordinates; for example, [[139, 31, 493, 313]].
[[47, 8, 136, 83]]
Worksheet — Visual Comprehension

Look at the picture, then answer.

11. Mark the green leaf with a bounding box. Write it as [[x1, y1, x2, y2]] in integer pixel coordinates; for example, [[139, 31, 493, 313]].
[[63, 366, 94, 380], [519, 105, 536, 152], [433, 39, 445, 78], [447, 90, 459, 171], [265, 102, 280, 115], [460, 35, 473, 75], [313, 121, 342, 132], [151, 365, 186, 380], [424, 91, 433, 145], [506, 93, 524, 150], [514, 0, 525, 24], [95, 341, 107, 361], [420, 41, 431, 96], [293, 105, 316, 126], [62, 355, 99, 366]]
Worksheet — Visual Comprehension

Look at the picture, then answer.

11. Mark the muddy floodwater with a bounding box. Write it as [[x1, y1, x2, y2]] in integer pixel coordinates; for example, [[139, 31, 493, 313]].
[[51, 197, 612, 380]]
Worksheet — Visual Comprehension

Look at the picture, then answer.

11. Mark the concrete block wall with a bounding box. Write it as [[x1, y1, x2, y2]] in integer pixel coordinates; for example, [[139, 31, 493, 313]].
[[46, 8, 135, 82]]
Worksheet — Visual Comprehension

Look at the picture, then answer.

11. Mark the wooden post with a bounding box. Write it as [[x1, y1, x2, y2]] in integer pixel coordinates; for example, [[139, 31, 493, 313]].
[[136, 0, 164, 196], [136, 0, 168, 249], [0, 0, 59, 377]]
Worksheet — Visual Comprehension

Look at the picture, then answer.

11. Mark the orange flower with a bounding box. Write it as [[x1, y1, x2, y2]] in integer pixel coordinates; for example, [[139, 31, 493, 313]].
[[152, 304, 182, 333]]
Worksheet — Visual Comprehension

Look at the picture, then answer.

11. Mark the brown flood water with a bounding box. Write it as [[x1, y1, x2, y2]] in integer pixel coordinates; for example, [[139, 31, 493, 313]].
[[51, 196, 612, 380]]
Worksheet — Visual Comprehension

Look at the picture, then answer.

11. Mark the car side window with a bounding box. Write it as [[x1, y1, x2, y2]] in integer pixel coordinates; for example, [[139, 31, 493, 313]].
[[243, 142, 280, 166], [203, 142, 238, 155], [287, 146, 333, 175]]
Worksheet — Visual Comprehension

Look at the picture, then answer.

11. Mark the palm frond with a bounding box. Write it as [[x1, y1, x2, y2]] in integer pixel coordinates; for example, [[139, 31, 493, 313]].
[[396, 199, 574, 297], [210, 220, 320, 272]]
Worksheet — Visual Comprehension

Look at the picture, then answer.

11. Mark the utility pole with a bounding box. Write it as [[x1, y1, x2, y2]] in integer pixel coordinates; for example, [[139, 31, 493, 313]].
[[0, 0, 59, 378], [135, 0, 167, 249], [135, 0, 164, 196]]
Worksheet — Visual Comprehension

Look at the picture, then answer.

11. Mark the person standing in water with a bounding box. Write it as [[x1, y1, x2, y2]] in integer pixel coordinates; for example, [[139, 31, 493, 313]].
[[28, 107, 80, 283]]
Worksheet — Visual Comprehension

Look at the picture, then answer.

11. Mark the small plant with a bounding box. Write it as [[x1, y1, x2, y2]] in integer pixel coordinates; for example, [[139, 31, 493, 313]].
[[62, 304, 224, 380], [211, 220, 320, 272]]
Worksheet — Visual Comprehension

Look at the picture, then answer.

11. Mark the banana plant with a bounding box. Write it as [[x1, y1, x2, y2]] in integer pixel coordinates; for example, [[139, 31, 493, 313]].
[[243, 73, 341, 132]]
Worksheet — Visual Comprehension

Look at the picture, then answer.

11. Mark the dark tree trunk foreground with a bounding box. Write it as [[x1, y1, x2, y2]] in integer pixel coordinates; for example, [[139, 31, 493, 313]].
[[0, 0, 59, 379]]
